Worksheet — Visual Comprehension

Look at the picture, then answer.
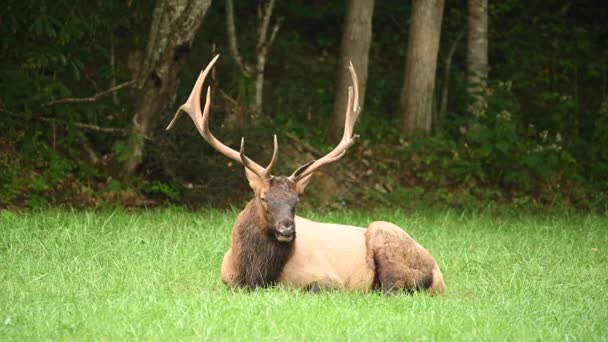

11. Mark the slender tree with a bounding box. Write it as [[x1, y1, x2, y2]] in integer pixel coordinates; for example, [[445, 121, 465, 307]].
[[440, 27, 465, 115], [330, 0, 375, 140], [225, 0, 282, 118], [123, 0, 212, 175], [467, 0, 488, 117], [399, 0, 445, 135]]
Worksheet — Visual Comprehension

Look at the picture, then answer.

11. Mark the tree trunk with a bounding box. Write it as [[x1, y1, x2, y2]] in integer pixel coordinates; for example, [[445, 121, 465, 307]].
[[225, 0, 250, 77], [399, 0, 445, 136], [225, 0, 280, 119], [467, 0, 488, 117], [440, 27, 465, 115], [123, 0, 212, 175], [330, 0, 374, 140]]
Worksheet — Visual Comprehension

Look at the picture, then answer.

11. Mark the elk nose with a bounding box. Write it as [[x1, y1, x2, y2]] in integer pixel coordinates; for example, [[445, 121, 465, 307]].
[[278, 220, 295, 236]]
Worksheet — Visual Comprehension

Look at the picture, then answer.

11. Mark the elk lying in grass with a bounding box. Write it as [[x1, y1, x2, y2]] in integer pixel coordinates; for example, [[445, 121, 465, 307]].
[[167, 55, 446, 294]]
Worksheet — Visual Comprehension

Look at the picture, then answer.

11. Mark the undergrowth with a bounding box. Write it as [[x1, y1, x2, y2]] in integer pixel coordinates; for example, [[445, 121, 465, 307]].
[[1, 209, 606, 340]]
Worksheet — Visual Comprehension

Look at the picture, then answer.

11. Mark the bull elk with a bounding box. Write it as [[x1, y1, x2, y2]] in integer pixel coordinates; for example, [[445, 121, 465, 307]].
[[167, 55, 446, 294]]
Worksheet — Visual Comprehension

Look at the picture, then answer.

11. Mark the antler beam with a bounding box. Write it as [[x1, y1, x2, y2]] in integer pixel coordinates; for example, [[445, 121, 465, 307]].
[[166, 55, 278, 180], [289, 61, 361, 181]]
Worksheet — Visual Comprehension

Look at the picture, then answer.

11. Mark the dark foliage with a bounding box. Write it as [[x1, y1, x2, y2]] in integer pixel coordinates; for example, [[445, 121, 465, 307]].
[[1, 0, 607, 210]]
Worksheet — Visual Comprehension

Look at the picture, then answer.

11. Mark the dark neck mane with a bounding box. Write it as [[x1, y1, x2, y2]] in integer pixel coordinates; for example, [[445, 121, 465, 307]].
[[234, 199, 293, 288]]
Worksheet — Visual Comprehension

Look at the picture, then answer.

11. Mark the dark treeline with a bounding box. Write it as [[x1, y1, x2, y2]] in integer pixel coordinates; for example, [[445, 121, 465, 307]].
[[1, 0, 607, 209]]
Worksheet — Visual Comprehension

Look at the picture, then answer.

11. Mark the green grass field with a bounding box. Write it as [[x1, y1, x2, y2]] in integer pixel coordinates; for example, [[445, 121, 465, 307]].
[[1, 208, 606, 340]]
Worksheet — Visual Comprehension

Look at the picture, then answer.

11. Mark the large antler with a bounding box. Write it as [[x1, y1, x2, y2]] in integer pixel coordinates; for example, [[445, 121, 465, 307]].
[[289, 61, 361, 182], [166, 55, 278, 180]]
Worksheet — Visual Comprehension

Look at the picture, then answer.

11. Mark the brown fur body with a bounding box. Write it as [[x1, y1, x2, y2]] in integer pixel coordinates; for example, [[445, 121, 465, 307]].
[[221, 213, 446, 294]]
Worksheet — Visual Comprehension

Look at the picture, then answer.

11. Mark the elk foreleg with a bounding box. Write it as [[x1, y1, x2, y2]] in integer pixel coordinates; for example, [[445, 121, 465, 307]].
[[220, 248, 239, 287]]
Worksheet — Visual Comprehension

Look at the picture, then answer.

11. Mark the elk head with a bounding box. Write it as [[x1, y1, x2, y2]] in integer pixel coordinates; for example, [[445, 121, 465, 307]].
[[166, 55, 361, 243]]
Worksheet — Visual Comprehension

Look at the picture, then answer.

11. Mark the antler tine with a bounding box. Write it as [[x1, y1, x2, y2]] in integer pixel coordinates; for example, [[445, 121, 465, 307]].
[[239, 138, 265, 179], [166, 55, 274, 179], [265, 134, 279, 175], [345, 61, 361, 137], [239, 134, 278, 179], [289, 62, 361, 181], [167, 54, 219, 131]]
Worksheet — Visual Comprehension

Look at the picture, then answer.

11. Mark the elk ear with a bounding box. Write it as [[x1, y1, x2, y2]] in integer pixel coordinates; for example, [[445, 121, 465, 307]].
[[294, 173, 313, 194], [245, 168, 264, 192]]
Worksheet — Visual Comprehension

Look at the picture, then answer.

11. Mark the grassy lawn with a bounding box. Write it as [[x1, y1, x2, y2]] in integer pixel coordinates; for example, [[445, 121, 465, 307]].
[[1, 208, 606, 340]]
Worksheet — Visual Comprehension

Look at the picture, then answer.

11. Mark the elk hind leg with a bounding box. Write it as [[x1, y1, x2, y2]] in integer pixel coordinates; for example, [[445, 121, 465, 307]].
[[366, 221, 438, 294]]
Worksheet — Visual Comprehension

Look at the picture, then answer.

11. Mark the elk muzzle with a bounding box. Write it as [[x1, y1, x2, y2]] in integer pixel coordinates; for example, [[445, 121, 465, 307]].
[[275, 218, 295, 242]]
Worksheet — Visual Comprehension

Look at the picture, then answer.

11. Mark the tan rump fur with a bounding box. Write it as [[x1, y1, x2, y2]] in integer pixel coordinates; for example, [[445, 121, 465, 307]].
[[365, 221, 446, 294]]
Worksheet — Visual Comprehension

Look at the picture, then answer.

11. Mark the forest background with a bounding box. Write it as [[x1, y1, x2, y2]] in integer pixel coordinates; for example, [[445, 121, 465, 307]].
[[1, 0, 607, 211]]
